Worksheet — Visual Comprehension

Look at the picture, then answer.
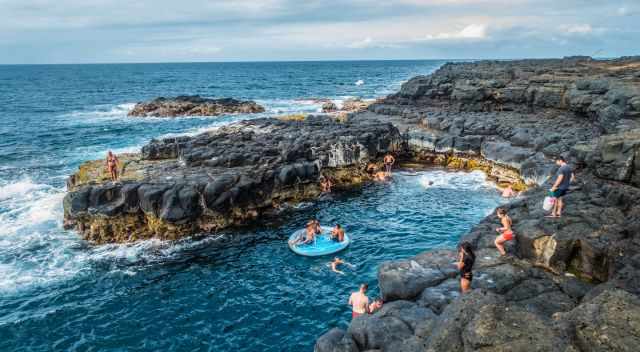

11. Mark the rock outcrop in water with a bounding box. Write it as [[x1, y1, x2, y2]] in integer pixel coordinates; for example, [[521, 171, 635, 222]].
[[63, 116, 400, 243], [127, 95, 265, 117], [315, 57, 640, 351]]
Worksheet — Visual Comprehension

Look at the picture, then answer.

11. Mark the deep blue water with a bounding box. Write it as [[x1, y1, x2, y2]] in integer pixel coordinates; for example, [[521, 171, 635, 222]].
[[0, 60, 503, 351]]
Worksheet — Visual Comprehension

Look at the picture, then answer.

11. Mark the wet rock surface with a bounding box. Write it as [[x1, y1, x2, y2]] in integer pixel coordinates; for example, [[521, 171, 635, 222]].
[[64, 116, 400, 243], [128, 95, 265, 117], [315, 57, 640, 351]]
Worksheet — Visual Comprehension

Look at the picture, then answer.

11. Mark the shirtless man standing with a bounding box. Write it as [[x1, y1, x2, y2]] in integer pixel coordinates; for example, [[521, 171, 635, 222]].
[[383, 154, 396, 176], [106, 151, 119, 181]]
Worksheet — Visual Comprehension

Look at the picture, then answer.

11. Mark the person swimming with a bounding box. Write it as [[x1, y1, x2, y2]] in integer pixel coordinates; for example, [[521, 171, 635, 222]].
[[501, 185, 517, 198], [374, 171, 389, 182], [329, 257, 355, 275], [320, 175, 333, 193], [330, 224, 345, 242]]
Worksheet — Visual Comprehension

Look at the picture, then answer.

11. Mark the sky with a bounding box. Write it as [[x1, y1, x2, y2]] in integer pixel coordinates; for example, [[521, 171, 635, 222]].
[[0, 0, 638, 64]]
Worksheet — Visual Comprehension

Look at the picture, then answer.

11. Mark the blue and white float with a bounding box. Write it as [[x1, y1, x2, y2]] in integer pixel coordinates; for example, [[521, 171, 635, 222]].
[[288, 226, 350, 257]]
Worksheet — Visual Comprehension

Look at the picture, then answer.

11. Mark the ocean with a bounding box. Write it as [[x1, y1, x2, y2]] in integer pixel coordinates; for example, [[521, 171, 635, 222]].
[[0, 60, 503, 351]]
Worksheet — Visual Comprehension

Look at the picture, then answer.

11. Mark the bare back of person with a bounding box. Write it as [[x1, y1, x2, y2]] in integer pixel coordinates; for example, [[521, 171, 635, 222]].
[[349, 292, 369, 315]]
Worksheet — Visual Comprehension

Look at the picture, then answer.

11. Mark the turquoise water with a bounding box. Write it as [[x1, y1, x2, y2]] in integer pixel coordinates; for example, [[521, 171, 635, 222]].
[[0, 60, 503, 351]]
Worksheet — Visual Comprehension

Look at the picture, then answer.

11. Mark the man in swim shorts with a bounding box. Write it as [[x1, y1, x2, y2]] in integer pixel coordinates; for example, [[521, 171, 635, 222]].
[[494, 208, 514, 256], [331, 224, 344, 242], [106, 151, 119, 181], [383, 154, 395, 176], [548, 156, 574, 218]]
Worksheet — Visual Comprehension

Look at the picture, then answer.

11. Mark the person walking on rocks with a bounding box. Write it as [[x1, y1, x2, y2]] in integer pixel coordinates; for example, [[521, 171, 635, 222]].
[[106, 151, 119, 181], [547, 156, 575, 218], [456, 242, 475, 293], [383, 154, 395, 176], [494, 208, 514, 256]]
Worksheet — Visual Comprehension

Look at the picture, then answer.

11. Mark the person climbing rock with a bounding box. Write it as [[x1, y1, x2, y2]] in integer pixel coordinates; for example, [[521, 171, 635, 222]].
[[456, 242, 475, 293], [106, 151, 119, 181], [547, 156, 575, 218], [494, 208, 514, 256]]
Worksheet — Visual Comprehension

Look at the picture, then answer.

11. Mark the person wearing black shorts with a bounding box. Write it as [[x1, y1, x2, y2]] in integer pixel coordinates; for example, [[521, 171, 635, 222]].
[[548, 156, 574, 218], [456, 242, 475, 293]]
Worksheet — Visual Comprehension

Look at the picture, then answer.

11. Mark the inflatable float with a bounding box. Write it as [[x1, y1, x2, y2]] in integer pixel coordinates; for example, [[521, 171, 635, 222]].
[[288, 226, 350, 257]]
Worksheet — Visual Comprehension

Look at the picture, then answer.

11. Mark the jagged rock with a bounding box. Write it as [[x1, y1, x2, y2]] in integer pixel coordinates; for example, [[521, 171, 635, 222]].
[[128, 95, 265, 117], [64, 116, 401, 243], [555, 289, 640, 351], [315, 57, 640, 351]]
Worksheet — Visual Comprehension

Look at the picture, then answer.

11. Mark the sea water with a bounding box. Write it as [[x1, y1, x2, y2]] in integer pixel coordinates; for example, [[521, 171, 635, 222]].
[[0, 61, 502, 351]]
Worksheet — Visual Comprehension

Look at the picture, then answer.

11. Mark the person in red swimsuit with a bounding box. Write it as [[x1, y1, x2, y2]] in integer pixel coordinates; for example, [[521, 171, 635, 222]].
[[494, 208, 514, 256], [106, 151, 119, 181]]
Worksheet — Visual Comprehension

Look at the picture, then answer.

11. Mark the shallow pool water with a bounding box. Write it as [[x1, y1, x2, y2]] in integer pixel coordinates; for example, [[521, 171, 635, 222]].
[[0, 169, 503, 351]]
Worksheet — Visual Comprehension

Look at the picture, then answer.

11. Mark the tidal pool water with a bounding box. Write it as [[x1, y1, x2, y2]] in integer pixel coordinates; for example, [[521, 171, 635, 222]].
[[0, 169, 502, 351], [0, 60, 503, 351]]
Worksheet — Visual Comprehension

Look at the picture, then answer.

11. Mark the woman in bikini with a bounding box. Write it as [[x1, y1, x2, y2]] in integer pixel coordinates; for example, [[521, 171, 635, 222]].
[[494, 208, 514, 256], [456, 242, 475, 293], [106, 151, 119, 181]]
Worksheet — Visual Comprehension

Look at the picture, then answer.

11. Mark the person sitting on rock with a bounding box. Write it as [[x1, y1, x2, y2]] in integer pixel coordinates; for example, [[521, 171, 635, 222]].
[[456, 242, 475, 293], [383, 154, 396, 176], [494, 208, 514, 256], [320, 175, 333, 193], [106, 150, 120, 181], [349, 283, 379, 319], [330, 224, 345, 242], [547, 156, 575, 218]]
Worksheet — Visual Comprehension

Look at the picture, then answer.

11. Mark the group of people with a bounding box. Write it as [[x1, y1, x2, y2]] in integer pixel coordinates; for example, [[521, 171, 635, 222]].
[[366, 153, 396, 182], [291, 219, 345, 246], [456, 156, 575, 293]]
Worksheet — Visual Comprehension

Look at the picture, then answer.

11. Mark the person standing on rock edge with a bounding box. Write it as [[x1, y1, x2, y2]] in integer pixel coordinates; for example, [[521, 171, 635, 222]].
[[383, 154, 396, 176], [456, 242, 475, 293], [547, 156, 575, 218], [106, 151, 119, 182], [494, 208, 514, 256], [349, 284, 373, 319]]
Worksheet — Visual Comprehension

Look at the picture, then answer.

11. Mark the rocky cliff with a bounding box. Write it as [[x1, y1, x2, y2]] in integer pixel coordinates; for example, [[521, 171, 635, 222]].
[[128, 95, 265, 117], [63, 116, 400, 243], [316, 57, 640, 351]]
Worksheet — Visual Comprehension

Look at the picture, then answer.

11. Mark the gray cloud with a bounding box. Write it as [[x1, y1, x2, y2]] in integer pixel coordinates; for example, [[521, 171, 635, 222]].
[[0, 0, 638, 63]]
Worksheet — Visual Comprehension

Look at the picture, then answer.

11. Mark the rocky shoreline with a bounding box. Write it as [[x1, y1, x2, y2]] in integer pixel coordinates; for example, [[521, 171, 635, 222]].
[[315, 57, 640, 351], [127, 95, 265, 117], [62, 57, 640, 350]]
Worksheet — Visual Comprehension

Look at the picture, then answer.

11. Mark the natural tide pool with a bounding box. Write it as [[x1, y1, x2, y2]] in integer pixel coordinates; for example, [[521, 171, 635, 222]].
[[0, 169, 503, 351]]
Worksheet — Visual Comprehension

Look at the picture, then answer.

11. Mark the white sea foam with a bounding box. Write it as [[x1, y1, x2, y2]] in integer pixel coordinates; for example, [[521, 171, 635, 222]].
[[417, 170, 495, 191], [64, 103, 136, 121], [0, 177, 227, 293]]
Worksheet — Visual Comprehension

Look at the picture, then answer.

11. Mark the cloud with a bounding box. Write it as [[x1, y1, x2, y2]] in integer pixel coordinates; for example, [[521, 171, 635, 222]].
[[420, 24, 488, 40], [563, 24, 592, 34]]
